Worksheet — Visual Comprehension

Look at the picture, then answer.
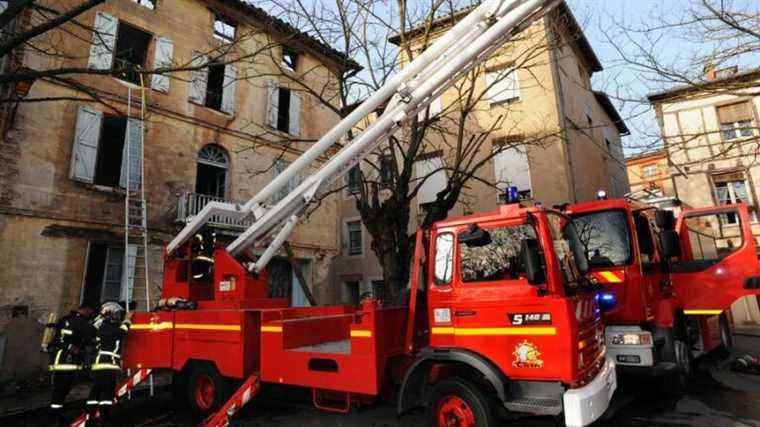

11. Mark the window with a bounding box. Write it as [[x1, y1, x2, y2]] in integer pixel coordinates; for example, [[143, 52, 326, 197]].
[[282, 47, 299, 71], [82, 242, 136, 308], [485, 67, 520, 104], [584, 103, 593, 127], [717, 102, 755, 141], [434, 233, 454, 284], [266, 81, 301, 135], [634, 213, 655, 264], [712, 171, 756, 225], [345, 220, 363, 256], [213, 14, 236, 43], [271, 159, 299, 203], [379, 155, 394, 187], [642, 164, 659, 177], [546, 213, 588, 292], [112, 22, 153, 84], [459, 224, 537, 283], [130, 0, 155, 9], [188, 53, 237, 114], [684, 212, 743, 261], [196, 145, 229, 198], [415, 154, 446, 206], [572, 210, 632, 267], [346, 165, 361, 195], [69, 106, 143, 190], [205, 63, 226, 111], [344, 281, 360, 305], [493, 140, 531, 202]]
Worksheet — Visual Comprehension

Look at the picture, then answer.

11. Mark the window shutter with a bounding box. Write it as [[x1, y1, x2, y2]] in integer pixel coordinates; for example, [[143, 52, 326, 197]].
[[418, 96, 441, 121], [415, 156, 447, 205], [88, 12, 118, 70], [188, 51, 208, 104], [506, 71, 520, 100], [120, 118, 143, 190], [265, 79, 279, 128], [493, 146, 531, 192], [717, 102, 753, 124], [221, 64, 237, 114], [151, 37, 173, 92], [121, 244, 138, 302], [486, 68, 519, 103], [288, 90, 300, 135], [712, 171, 745, 184], [70, 106, 103, 183]]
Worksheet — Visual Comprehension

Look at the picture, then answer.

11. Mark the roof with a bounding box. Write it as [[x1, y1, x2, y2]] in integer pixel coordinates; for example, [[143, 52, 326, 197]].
[[216, 0, 361, 72], [624, 149, 666, 164], [593, 91, 630, 135], [387, 2, 602, 73], [647, 68, 760, 103]]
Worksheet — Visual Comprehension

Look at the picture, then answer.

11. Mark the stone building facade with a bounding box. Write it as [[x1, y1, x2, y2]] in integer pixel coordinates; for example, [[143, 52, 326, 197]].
[[0, 0, 356, 347], [333, 3, 631, 302], [648, 66, 760, 325]]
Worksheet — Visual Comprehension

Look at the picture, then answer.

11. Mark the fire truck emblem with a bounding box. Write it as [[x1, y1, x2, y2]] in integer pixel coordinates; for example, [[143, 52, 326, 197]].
[[512, 341, 544, 368]]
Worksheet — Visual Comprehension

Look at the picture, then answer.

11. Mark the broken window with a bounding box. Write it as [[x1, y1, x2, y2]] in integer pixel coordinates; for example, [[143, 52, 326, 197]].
[[112, 22, 152, 85], [130, 0, 155, 10], [282, 47, 299, 71], [205, 63, 226, 111], [213, 14, 236, 43]]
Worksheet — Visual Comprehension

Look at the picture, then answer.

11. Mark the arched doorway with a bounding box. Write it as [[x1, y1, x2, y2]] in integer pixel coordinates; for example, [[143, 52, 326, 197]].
[[196, 145, 229, 198]]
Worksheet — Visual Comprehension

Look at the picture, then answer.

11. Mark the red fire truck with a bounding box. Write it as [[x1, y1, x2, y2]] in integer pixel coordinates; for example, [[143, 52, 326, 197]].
[[69, 1, 622, 426], [566, 197, 760, 393]]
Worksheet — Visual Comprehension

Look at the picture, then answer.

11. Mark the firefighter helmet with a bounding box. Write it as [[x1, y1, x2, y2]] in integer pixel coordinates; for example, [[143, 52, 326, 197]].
[[99, 301, 124, 321]]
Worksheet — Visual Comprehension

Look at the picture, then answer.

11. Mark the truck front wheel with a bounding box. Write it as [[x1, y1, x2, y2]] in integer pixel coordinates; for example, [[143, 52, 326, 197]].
[[426, 378, 497, 427], [186, 363, 228, 416]]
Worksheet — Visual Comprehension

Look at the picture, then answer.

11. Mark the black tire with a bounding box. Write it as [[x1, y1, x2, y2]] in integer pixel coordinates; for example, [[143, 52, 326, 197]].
[[718, 313, 734, 356], [658, 325, 692, 397], [426, 378, 497, 427], [185, 362, 228, 416]]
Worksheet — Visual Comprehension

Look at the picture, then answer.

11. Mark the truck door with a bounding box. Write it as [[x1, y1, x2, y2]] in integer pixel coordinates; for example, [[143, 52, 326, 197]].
[[669, 204, 760, 311]]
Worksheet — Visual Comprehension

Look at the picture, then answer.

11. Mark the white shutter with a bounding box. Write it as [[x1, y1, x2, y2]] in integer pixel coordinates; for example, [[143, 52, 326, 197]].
[[486, 69, 519, 103], [415, 156, 447, 205], [120, 118, 143, 190], [188, 51, 208, 104], [418, 96, 441, 121], [151, 37, 173, 92], [289, 90, 300, 135], [88, 12, 117, 70], [505, 71, 520, 101], [221, 64, 237, 114], [266, 80, 279, 128], [121, 244, 138, 302], [70, 106, 103, 183], [493, 146, 531, 192]]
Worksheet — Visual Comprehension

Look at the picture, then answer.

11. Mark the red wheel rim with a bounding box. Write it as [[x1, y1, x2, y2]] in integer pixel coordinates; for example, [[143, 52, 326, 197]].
[[437, 395, 475, 427], [194, 374, 216, 411]]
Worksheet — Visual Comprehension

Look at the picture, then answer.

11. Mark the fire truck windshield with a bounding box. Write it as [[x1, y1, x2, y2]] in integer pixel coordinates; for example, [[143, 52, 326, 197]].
[[572, 210, 632, 268], [547, 213, 590, 294]]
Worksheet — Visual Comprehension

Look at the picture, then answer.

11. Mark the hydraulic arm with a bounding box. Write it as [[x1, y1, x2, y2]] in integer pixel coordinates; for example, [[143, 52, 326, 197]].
[[166, 0, 559, 272]]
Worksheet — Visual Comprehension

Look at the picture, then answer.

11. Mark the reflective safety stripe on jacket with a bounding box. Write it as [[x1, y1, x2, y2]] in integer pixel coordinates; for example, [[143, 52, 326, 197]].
[[91, 363, 121, 371], [49, 349, 82, 371]]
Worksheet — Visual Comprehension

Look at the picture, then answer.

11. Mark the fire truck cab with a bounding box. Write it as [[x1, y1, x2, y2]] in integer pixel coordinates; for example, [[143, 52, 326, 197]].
[[567, 199, 760, 392]]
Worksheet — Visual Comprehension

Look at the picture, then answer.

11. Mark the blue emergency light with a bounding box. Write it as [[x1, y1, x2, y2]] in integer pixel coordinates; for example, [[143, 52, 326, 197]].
[[506, 186, 519, 203], [595, 292, 617, 311]]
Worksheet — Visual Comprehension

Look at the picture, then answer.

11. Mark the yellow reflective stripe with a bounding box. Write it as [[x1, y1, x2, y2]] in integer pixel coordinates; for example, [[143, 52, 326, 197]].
[[174, 323, 241, 331], [684, 309, 722, 316], [350, 330, 372, 338], [131, 322, 173, 331], [431, 327, 557, 336], [91, 363, 121, 371], [260, 326, 282, 333], [599, 271, 623, 283], [49, 364, 80, 371]]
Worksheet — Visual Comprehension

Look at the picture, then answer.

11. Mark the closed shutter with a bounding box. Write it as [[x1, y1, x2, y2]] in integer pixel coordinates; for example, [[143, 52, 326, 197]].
[[415, 155, 447, 205], [265, 80, 279, 128], [712, 170, 745, 184], [188, 51, 208, 104], [121, 244, 138, 302], [88, 12, 118, 70], [717, 102, 753, 124], [119, 118, 143, 190], [486, 68, 520, 103], [493, 145, 531, 192], [70, 106, 103, 183], [221, 64, 237, 114], [288, 90, 300, 135], [151, 37, 173, 92]]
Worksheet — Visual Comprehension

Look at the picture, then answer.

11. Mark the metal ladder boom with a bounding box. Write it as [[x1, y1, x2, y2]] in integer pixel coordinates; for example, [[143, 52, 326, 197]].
[[166, 0, 558, 272]]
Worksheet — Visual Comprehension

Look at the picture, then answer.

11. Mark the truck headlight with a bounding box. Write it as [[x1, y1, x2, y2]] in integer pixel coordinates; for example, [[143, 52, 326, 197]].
[[609, 332, 651, 346]]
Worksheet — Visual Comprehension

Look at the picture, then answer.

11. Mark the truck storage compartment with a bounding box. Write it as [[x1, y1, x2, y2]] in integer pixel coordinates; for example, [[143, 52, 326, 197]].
[[260, 304, 407, 396], [122, 311, 175, 369]]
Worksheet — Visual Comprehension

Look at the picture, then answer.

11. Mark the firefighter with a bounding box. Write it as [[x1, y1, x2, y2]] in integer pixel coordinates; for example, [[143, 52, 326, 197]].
[[86, 302, 132, 425], [49, 304, 96, 421]]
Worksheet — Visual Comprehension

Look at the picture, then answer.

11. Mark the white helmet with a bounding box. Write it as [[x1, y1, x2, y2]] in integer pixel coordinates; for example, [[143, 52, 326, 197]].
[[100, 301, 124, 321]]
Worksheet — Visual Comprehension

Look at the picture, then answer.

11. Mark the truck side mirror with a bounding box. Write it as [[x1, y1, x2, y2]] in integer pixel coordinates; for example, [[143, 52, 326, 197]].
[[459, 224, 492, 247], [520, 239, 546, 285], [655, 210, 676, 231], [659, 230, 681, 259]]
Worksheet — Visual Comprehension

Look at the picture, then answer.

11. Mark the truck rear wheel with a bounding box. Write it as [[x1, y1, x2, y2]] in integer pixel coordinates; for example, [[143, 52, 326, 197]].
[[186, 363, 228, 416], [719, 313, 733, 356], [426, 378, 497, 427]]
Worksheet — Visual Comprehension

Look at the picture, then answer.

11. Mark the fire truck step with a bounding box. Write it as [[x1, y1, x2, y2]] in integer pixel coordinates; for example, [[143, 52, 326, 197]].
[[202, 374, 259, 427], [503, 397, 563, 416]]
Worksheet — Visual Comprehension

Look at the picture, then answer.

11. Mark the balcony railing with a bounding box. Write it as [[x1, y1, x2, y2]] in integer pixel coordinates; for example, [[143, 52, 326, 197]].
[[177, 192, 253, 230]]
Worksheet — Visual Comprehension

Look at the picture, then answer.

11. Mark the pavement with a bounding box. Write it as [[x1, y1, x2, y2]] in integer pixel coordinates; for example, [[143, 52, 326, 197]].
[[2, 328, 760, 426]]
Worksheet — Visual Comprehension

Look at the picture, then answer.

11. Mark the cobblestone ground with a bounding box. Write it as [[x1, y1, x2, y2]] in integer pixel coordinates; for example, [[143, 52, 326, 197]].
[[4, 333, 760, 427]]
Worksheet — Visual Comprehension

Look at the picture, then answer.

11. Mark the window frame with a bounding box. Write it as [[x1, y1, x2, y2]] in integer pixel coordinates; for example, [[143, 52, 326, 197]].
[[213, 14, 237, 43], [345, 164, 361, 196], [343, 218, 364, 257], [710, 172, 758, 225], [457, 221, 540, 285], [111, 21, 154, 85], [433, 232, 454, 285], [282, 47, 299, 72], [485, 65, 521, 105]]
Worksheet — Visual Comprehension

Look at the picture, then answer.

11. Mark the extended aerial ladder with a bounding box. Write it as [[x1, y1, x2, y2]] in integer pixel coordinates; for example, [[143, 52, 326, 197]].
[[167, 0, 560, 271]]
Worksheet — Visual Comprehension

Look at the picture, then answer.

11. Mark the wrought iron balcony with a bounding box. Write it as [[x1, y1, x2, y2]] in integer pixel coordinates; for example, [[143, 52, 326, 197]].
[[176, 192, 253, 230]]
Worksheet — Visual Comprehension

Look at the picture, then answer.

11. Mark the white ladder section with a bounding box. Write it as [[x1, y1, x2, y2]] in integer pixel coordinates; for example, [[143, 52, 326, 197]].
[[123, 82, 151, 313], [165, 0, 559, 273]]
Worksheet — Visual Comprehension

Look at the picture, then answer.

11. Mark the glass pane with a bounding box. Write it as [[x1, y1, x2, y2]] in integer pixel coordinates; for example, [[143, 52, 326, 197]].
[[434, 233, 454, 284], [738, 120, 754, 137], [685, 212, 743, 260], [732, 181, 749, 203], [720, 123, 737, 140], [714, 182, 730, 204], [459, 224, 536, 283], [572, 210, 631, 267]]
